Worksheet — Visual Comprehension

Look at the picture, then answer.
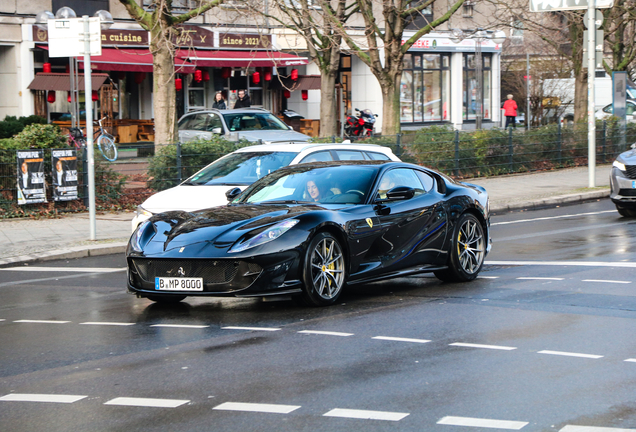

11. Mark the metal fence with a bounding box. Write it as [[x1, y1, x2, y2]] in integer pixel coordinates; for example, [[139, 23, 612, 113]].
[[0, 121, 632, 217]]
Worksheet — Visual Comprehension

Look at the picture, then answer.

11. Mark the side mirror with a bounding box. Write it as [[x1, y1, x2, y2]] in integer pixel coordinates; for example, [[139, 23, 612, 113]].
[[212, 127, 223, 135], [631, 142, 636, 149], [225, 187, 242, 202], [288, 125, 294, 131], [386, 186, 415, 201]]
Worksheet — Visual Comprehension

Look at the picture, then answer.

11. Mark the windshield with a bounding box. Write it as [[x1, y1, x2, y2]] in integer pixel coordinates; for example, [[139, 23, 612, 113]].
[[222, 112, 290, 132], [184, 152, 296, 186], [239, 165, 378, 205]]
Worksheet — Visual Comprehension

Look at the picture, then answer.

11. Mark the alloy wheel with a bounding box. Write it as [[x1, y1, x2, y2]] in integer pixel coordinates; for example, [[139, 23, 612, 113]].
[[310, 237, 345, 299]]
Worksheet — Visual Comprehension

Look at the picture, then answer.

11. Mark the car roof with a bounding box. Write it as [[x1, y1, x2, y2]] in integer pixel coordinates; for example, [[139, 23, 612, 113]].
[[232, 142, 396, 154], [180, 108, 271, 118]]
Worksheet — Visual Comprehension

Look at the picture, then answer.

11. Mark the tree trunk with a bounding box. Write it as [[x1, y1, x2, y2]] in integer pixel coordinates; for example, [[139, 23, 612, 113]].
[[574, 69, 588, 123], [150, 27, 177, 146], [319, 70, 339, 138], [380, 69, 402, 136]]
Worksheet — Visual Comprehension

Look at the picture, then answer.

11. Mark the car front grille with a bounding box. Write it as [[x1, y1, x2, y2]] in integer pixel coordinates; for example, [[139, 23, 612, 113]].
[[618, 188, 636, 196], [130, 258, 261, 285], [625, 165, 636, 179]]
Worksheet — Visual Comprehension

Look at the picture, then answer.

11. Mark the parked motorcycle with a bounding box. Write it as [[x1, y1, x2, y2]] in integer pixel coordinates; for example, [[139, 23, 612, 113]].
[[344, 108, 378, 137]]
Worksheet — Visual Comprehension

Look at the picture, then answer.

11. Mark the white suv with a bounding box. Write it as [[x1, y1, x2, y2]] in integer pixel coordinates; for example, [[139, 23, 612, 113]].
[[132, 143, 401, 230]]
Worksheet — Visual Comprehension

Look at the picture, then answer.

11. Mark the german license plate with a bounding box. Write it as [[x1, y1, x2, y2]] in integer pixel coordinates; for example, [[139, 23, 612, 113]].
[[632, 180, 636, 188], [155, 277, 203, 291]]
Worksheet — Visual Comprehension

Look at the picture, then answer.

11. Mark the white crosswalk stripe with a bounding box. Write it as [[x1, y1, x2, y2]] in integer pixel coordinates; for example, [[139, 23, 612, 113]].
[[104, 397, 189, 408], [213, 402, 300, 414], [437, 416, 528, 429], [0, 393, 86, 403], [324, 408, 409, 421]]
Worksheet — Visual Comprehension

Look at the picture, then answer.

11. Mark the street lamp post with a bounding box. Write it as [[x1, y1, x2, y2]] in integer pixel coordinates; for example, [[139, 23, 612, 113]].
[[450, 29, 506, 129]]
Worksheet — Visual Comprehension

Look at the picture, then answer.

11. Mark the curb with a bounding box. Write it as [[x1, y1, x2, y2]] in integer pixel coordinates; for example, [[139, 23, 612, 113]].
[[0, 189, 612, 267]]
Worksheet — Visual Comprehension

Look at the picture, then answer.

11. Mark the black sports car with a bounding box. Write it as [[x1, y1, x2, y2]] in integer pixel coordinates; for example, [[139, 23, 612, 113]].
[[126, 161, 491, 306]]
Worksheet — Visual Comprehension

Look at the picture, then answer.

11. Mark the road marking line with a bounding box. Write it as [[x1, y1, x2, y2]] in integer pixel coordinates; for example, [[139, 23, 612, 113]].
[[14, 320, 70, 324], [517, 277, 564, 281], [491, 210, 616, 226], [298, 330, 353, 337], [450, 343, 517, 351], [582, 279, 631, 284], [560, 426, 636, 431], [104, 397, 189, 408], [0, 267, 126, 273], [372, 336, 431, 344], [0, 393, 87, 403], [537, 350, 603, 359], [0, 272, 121, 288], [324, 408, 409, 421], [80, 322, 136, 326], [222, 326, 281, 332], [437, 416, 528, 429], [150, 324, 209, 329], [487, 260, 636, 268], [213, 402, 300, 414], [624, 358, 636, 363], [478, 276, 500, 279], [0, 319, 5, 322]]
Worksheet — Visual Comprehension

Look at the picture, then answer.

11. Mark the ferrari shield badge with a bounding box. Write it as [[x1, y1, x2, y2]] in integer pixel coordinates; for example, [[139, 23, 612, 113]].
[[366, 218, 373, 228]]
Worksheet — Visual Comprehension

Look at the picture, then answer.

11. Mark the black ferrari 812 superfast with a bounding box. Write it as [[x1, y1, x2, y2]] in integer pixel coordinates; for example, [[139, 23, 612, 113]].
[[126, 161, 491, 306]]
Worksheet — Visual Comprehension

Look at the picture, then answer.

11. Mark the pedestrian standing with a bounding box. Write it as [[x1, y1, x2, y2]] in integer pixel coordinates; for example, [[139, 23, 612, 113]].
[[503, 94, 518, 128], [212, 92, 227, 110], [234, 89, 251, 108]]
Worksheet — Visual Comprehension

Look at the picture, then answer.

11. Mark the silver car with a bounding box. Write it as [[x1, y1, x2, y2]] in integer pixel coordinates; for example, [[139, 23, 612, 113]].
[[610, 143, 636, 217], [178, 108, 311, 143]]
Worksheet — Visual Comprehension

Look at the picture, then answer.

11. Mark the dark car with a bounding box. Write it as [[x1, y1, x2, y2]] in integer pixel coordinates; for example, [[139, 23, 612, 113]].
[[610, 143, 636, 217], [126, 161, 491, 306]]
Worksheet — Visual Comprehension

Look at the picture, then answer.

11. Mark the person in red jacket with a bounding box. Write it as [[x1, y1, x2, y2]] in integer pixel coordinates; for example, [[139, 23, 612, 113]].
[[503, 94, 518, 128]]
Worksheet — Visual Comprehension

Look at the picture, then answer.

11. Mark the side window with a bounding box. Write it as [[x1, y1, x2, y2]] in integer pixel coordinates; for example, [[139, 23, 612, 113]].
[[603, 105, 612, 114], [207, 114, 223, 131], [415, 170, 435, 192], [188, 113, 208, 131], [366, 151, 390, 161], [300, 151, 334, 163], [335, 150, 365, 160], [627, 104, 636, 116], [376, 168, 424, 199], [178, 115, 193, 129]]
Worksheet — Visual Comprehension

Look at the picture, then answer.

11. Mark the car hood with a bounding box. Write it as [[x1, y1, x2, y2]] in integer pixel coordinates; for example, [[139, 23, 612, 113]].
[[618, 148, 636, 164], [137, 203, 322, 254], [238, 130, 310, 143], [141, 184, 249, 214]]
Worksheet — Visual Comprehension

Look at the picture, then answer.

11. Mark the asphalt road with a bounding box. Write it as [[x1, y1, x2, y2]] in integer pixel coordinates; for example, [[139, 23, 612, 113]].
[[1, 199, 636, 432]]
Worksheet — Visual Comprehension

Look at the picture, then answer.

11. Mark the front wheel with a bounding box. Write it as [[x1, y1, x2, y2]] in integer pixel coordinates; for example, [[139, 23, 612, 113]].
[[97, 134, 118, 161], [435, 213, 485, 282], [300, 232, 346, 306]]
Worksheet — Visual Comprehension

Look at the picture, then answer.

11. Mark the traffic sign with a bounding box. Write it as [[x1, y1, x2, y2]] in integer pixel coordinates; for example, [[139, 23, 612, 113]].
[[583, 9, 604, 29], [47, 17, 101, 58], [530, 0, 613, 12]]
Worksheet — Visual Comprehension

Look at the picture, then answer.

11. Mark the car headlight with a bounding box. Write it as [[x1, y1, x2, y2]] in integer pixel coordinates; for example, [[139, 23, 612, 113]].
[[613, 160, 627, 172], [229, 219, 299, 253], [136, 205, 153, 218], [130, 220, 156, 252]]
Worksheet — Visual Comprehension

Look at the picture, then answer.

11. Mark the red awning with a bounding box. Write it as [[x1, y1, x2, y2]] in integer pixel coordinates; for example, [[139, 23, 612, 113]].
[[178, 50, 309, 68], [78, 48, 195, 73], [28, 73, 109, 91]]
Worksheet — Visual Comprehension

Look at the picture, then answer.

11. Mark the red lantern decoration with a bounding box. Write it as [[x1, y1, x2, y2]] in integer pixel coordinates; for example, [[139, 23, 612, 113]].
[[290, 68, 298, 81], [92, 90, 99, 102], [302, 90, 308, 101], [283, 89, 291, 99], [202, 70, 210, 82], [221, 67, 231, 79], [43, 62, 51, 73], [47, 90, 56, 103], [65, 64, 70, 73], [194, 69, 203, 83], [264, 70, 272, 81], [175, 78, 183, 91], [134, 72, 146, 84], [67, 91, 71, 103], [252, 71, 260, 85], [118, 71, 126, 80]]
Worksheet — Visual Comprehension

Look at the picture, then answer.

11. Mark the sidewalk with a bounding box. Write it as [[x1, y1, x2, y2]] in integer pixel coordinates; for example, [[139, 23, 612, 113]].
[[0, 164, 612, 267]]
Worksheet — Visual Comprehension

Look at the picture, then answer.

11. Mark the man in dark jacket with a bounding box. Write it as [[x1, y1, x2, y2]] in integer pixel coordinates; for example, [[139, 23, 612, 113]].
[[234, 89, 251, 108]]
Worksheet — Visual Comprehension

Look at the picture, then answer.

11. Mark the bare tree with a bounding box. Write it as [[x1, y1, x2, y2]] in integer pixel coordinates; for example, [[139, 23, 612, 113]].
[[263, 0, 358, 137], [118, 0, 225, 145], [328, 0, 465, 135]]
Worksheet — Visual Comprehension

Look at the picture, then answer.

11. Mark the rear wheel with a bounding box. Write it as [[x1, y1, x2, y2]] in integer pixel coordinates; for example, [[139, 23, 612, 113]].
[[97, 134, 118, 161], [435, 213, 485, 282], [616, 205, 636, 217], [300, 232, 346, 306], [146, 294, 186, 304]]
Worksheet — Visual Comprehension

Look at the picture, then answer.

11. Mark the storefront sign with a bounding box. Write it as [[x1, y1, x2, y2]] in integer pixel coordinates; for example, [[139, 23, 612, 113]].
[[403, 36, 502, 53], [173, 26, 215, 48], [16, 150, 47, 205], [52, 149, 78, 202], [32, 27, 148, 47], [219, 33, 272, 49]]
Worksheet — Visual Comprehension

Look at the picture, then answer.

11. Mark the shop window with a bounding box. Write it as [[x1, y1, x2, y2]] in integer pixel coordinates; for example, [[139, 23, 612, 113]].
[[187, 79, 205, 111], [401, 53, 450, 125], [463, 53, 492, 121], [462, 1, 474, 17]]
